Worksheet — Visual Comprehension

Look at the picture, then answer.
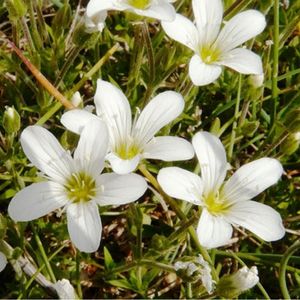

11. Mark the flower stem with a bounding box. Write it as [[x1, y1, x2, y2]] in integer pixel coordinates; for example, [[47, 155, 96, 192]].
[[32, 225, 56, 283], [76, 251, 83, 299], [138, 165, 218, 282], [228, 74, 242, 161], [279, 240, 300, 299]]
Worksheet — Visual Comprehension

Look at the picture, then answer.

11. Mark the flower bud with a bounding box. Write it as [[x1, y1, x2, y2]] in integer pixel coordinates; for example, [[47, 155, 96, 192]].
[[248, 73, 264, 88], [85, 11, 107, 33], [174, 255, 214, 294], [52, 279, 78, 299], [280, 132, 300, 156], [3, 106, 20, 134], [216, 266, 259, 298], [71, 92, 83, 108]]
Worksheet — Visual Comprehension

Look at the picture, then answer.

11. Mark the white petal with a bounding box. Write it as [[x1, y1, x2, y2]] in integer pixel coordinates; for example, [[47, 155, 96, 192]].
[[189, 55, 222, 86], [215, 10, 266, 53], [192, 0, 223, 45], [8, 182, 68, 222], [61, 109, 98, 135], [86, 0, 120, 18], [95, 173, 147, 206], [133, 91, 184, 146], [66, 201, 102, 253], [85, 10, 107, 33], [0, 252, 7, 272], [130, 1, 176, 21], [162, 13, 199, 51], [220, 48, 263, 74], [192, 132, 227, 196], [106, 152, 141, 174], [21, 126, 73, 182], [225, 201, 285, 241], [52, 279, 77, 299], [143, 136, 194, 161], [221, 158, 283, 203], [157, 167, 203, 205], [197, 208, 233, 248], [74, 119, 108, 175], [94, 80, 132, 150]]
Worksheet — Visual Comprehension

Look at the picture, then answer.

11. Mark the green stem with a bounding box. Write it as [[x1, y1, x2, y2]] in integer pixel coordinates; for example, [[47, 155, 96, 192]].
[[138, 165, 218, 282], [76, 251, 83, 299], [28, 0, 43, 49], [271, 0, 279, 128], [279, 240, 300, 299], [32, 225, 56, 282], [228, 74, 242, 161], [36, 102, 62, 125]]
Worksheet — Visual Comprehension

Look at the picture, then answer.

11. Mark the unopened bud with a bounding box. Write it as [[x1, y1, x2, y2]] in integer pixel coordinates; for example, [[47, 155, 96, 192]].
[[71, 92, 83, 108], [174, 255, 214, 294], [216, 266, 259, 298], [248, 73, 264, 88], [85, 11, 107, 33], [52, 279, 78, 299], [280, 133, 300, 155], [3, 106, 20, 134]]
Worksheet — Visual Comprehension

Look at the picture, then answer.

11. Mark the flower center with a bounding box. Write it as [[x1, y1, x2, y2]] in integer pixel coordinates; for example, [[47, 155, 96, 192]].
[[127, 0, 151, 9], [116, 142, 140, 160], [200, 46, 220, 64], [204, 191, 230, 215], [65, 172, 96, 203]]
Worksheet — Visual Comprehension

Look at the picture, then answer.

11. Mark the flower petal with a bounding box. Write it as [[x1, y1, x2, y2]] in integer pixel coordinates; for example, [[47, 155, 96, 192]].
[[130, 0, 176, 21], [221, 158, 283, 203], [162, 13, 199, 51], [21, 126, 73, 182], [66, 201, 102, 253], [85, 10, 107, 33], [143, 136, 194, 161], [197, 208, 233, 248], [94, 80, 132, 150], [86, 0, 120, 18], [133, 91, 184, 146], [0, 252, 7, 272], [192, 132, 227, 196], [8, 182, 68, 222], [225, 201, 285, 241], [192, 0, 223, 45], [61, 109, 98, 135], [220, 48, 263, 74], [189, 55, 222, 86], [106, 152, 141, 174], [95, 173, 147, 206], [74, 119, 108, 175], [215, 10, 266, 53], [157, 167, 203, 205]]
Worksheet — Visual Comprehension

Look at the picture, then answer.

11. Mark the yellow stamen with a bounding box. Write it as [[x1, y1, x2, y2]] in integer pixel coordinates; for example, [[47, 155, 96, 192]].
[[204, 191, 231, 215], [200, 46, 221, 64], [127, 0, 151, 9]]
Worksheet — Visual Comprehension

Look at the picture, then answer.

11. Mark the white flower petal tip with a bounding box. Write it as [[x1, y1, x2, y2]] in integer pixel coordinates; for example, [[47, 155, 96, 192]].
[[189, 55, 222, 86], [52, 279, 78, 299], [143, 136, 194, 161], [158, 167, 203, 205], [0, 252, 7, 272]]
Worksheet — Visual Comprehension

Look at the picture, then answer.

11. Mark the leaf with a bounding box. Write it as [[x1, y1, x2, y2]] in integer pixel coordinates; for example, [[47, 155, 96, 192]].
[[104, 246, 116, 270]]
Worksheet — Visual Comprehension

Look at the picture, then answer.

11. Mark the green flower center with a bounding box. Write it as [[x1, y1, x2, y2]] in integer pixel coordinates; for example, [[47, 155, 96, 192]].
[[204, 191, 230, 215], [127, 0, 151, 9], [116, 142, 140, 160], [200, 46, 221, 64], [65, 172, 96, 203]]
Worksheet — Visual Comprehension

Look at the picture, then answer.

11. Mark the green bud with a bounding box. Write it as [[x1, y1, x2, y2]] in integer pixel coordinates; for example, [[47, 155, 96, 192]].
[[5, 0, 27, 20], [280, 133, 300, 156], [285, 110, 300, 133], [3, 106, 21, 134], [216, 266, 259, 298], [151, 234, 169, 251], [240, 120, 259, 137], [248, 74, 264, 88]]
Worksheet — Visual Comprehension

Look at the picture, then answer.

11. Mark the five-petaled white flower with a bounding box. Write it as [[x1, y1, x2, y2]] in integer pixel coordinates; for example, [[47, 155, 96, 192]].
[[162, 0, 266, 86], [61, 80, 194, 175], [8, 120, 147, 253], [158, 131, 285, 248], [86, 0, 176, 31], [0, 251, 7, 272]]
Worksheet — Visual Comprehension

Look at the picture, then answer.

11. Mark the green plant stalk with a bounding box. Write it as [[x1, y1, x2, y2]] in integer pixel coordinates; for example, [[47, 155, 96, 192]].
[[271, 0, 279, 128], [76, 251, 83, 299], [32, 225, 56, 283], [138, 165, 218, 282], [229, 251, 271, 300], [20, 17, 36, 56], [279, 240, 300, 299], [228, 74, 242, 161], [28, 0, 43, 49], [36, 102, 62, 125]]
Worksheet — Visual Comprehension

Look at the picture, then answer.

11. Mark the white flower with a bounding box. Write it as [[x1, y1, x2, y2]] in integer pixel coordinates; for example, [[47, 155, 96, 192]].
[[0, 251, 7, 272], [52, 279, 77, 299], [86, 0, 176, 31], [158, 131, 285, 248], [8, 120, 147, 253], [61, 80, 194, 175], [162, 0, 266, 86]]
